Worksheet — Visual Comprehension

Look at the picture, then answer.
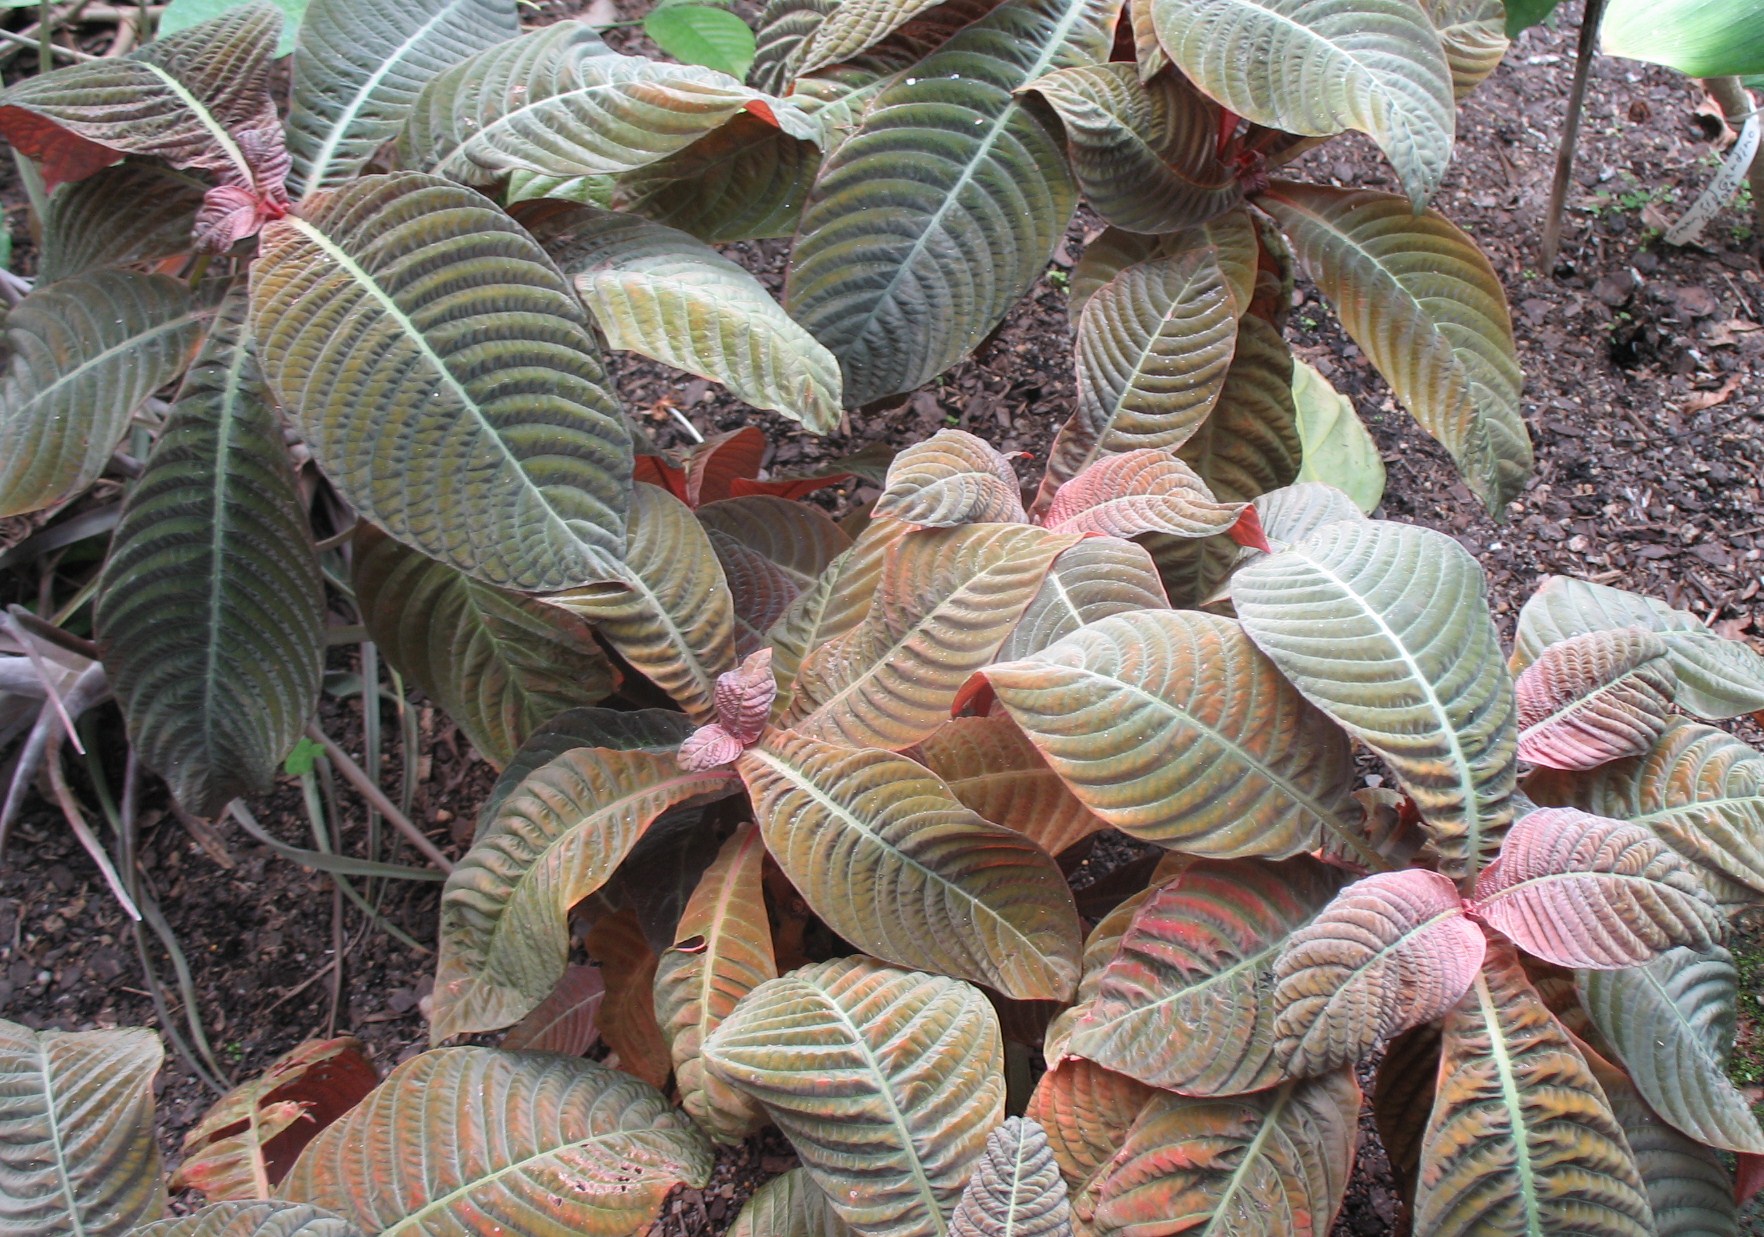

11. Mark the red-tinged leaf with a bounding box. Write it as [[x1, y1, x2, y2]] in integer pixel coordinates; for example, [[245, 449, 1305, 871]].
[[636, 452, 692, 502], [1471, 806, 1723, 969], [873, 429, 1028, 528], [586, 908, 672, 1089], [171, 1038, 378, 1201], [1737, 1153, 1764, 1205], [686, 426, 767, 506], [1272, 869, 1486, 1076], [729, 474, 848, 501], [1024, 1057, 1157, 1223], [1227, 504, 1272, 552], [500, 964, 605, 1056], [1042, 449, 1245, 539], [715, 648, 777, 743], [1514, 628, 1676, 771], [679, 723, 745, 771], [0, 108, 118, 189], [917, 715, 1111, 860]]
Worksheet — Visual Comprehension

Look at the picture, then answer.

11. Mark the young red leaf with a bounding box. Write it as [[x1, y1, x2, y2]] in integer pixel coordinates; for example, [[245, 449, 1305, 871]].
[[1514, 628, 1676, 770], [635, 452, 692, 502], [685, 426, 767, 507], [1042, 449, 1246, 539], [678, 723, 745, 771], [1226, 503, 1272, 552], [714, 647, 777, 744]]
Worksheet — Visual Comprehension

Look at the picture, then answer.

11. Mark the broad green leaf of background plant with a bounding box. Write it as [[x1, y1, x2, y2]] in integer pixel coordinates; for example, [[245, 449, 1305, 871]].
[[286, 0, 519, 193], [136, 1201, 364, 1237], [704, 959, 1006, 1237], [279, 1048, 712, 1236], [739, 732, 1083, 1000], [548, 483, 738, 724], [1514, 629, 1676, 770], [1088, 1070, 1361, 1237], [537, 206, 841, 431], [1414, 943, 1653, 1237], [1259, 183, 1529, 513], [730, 1169, 851, 1237], [996, 535, 1170, 661], [36, 162, 207, 283], [654, 825, 777, 1142], [949, 1118, 1072, 1237], [430, 748, 737, 1039], [1526, 720, 1764, 905], [352, 527, 616, 767], [646, 5, 759, 80], [1024, 64, 1242, 234], [0, 270, 208, 517], [1512, 576, 1764, 719], [917, 715, 1113, 859], [983, 609, 1361, 860], [1502, 0, 1561, 36], [1423, 0, 1509, 99], [1601, 0, 1764, 78], [159, 0, 308, 56], [252, 172, 631, 590], [784, 0, 1120, 406], [97, 290, 325, 819], [1071, 858, 1348, 1095], [478, 708, 699, 834], [1578, 946, 1764, 1153], [1234, 519, 1518, 883], [1150, 0, 1455, 206], [0, 1020, 164, 1237], [609, 113, 822, 242], [1291, 359, 1385, 513]]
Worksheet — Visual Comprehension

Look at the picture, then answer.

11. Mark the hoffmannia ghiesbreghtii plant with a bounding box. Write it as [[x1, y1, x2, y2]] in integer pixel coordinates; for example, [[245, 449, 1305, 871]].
[[4, 0, 1764, 1235]]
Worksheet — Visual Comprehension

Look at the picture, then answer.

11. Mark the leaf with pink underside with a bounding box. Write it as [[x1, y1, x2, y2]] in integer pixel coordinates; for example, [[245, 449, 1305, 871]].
[[1514, 628, 1676, 770], [1042, 449, 1245, 539]]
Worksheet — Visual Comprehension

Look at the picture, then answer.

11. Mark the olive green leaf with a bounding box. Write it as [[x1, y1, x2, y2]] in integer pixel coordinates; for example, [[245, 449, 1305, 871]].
[[982, 609, 1360, 860], [703, 959, 1006, 1237], [0, 270, 208, 517], [950, 1118, 1072, 1237], [997, 536, 1170, 662], [251, 172, 631, 590], [917, 715, 1112, 860], [36, 162, 207, 283], [730, 1169, 851, 1237], [612, 112, 821, 242], [784, 0, 1120, 405], [1423, 0, 1508, 99], [1258, 182, 1529, 514], [1291, 359, 1385, 514], [797, 0, 946, 74], [1149, 0, 1455, 207], [749, 0, 836, 94], [699, 495, 851, 656], [136, 1201, 362, 1237], [287, 0, 519, 193], [1234, 519, 1518, 882], [537, 205, 841, 432], [873, 429, 1030, 528], [477, 709, 698, 837], [431, 746, 739, 1039], [0, 1020, 165, 1237], [279, 1048, 713, 1236], [739, 731, 1083, 1000]]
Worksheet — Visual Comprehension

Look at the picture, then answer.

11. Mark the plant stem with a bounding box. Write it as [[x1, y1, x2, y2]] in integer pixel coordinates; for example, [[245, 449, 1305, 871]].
[[1540, 0, 1608, 268], [305, 723, 455, 873]]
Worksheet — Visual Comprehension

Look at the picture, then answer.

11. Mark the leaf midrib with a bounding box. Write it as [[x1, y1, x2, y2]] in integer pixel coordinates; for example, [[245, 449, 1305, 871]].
[[138, 62, 255, 186], [1201, 1082, 1294, 1235], [36, 1041, 88, 1237], [7, 301, 208, 425], [1473, 973, 1543, 1235], [198, 324, 254, 766]]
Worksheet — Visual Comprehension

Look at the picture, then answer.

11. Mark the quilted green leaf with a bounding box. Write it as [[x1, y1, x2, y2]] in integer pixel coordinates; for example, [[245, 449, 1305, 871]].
[[873, 429, 1029, 528], [917, 715, 1112, 860], [251, 172, 631, 590], [611, 112, 821, 242], [96, 288, 324, 818], [136, 1201, 363, 1237], [287, 0, 519, 193], [749, 0, 837, 94], [36, 162, 206, 283], [784, 0, 1119, 405], [738, 731, 1083, 1000], [703, 959, 1005, 1237], [982, 609, 1360, 859], [0, 270, 208, 517], [1423, 0, 1508, 99], [950, 1118, 1073, 1237], [279, 1048, 713, 1236], [537, 205, 841, 432], [1149, 0, 1455, 207], [797, 0, 948, 74], [730, 1168, 851, 1237], [477, 708, 698, 836], [1234, 518, 1518, 883], [996, 536, 1169, 661]]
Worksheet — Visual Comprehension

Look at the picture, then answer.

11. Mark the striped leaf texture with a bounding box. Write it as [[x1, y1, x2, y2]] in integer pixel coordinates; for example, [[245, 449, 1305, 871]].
[[1068, 228, 1160, 322], [702, 959, 1006, 1237], [537, 206, 841, 431], [1514, 628, 1676, 770], [917, 715, 1111, 859], [997, 536, 1169, 661], [136, 1202, 363, 1237], [700, 496, 851, 656], [1047, 248, 1241, 497], [873, 430, 1029, 528], [288, 0, 519, 193], [501, 964, 604, 1056], [477, 708, 697, 836], [1423, 0, 1508, 99], [982, 609, 1360, 859], [1272, 869, 1486, 1076], [786, 524, 1078, 749], [549, 483, 738, 724], [1259, 183, 1528, 512], [1526, 719, 1764, 905], [252, 173, 631, 590], [430, 747, 738, 1039], [0, 1021, 164, 1237], [731, 1168, 852, 1237], [1149, 0, 1454, 207], [1044, 885, 1163, 1063], [36, 162, 206, 283], [766, 523, 903, 716], [1233, 519, 1518, 882], [797, 0, 946, 72], [1072, 858, 1348, 1094], [611, 113, 822, 242], [739, 731, 1082, 999], [1579, 945, 1764, 1153], [1251, 483, 1366, 553], [1062, 214, 1262, 328], [654, 825, 777, 1142], [1087, 1070, 1361, 1237], [1025, 64, 1242, 234], [950, 1118, 1073, 1237], [1471, 807, 1723, 970], [784, 0, 1120, 406], [749, 0, 837, 94], [1025, 1059, 1156, 1228], [352, 527, 615, 767], [1415, 943, 1653, 1237], [1043, 450, 1245, 539], [278, 1048, 712, 1236], [97, 290, 323, 818], [0, 270, 208, 517], [400, 23, 815, 184], [1513, 575, 1764, 719]]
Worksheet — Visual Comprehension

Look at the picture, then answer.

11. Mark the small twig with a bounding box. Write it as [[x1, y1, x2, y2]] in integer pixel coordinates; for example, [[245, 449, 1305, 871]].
[[2, 610, 84, 755], [666, 405, 705, 443], [305, 724, 454, 873], [43, 726, 141, 919], [0, 26, 95, 61], [263, 958, 336, 1015]]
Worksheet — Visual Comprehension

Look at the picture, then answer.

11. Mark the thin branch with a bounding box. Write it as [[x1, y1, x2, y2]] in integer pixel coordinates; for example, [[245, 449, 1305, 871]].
[[1540, 0, 1608, 268], [305, 724, 455, 873]]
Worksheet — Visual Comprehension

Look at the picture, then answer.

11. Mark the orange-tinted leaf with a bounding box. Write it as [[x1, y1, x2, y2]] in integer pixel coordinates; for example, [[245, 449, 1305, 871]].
[[587, 908, 672, 1089], [1043, 449, 1244, 539], [916, 715, 1111, 859], [500, 964, 605, 1057]]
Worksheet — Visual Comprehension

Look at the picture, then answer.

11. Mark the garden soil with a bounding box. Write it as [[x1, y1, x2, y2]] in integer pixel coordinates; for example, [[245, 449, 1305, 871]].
[[1, 1, 1762, 1231]]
